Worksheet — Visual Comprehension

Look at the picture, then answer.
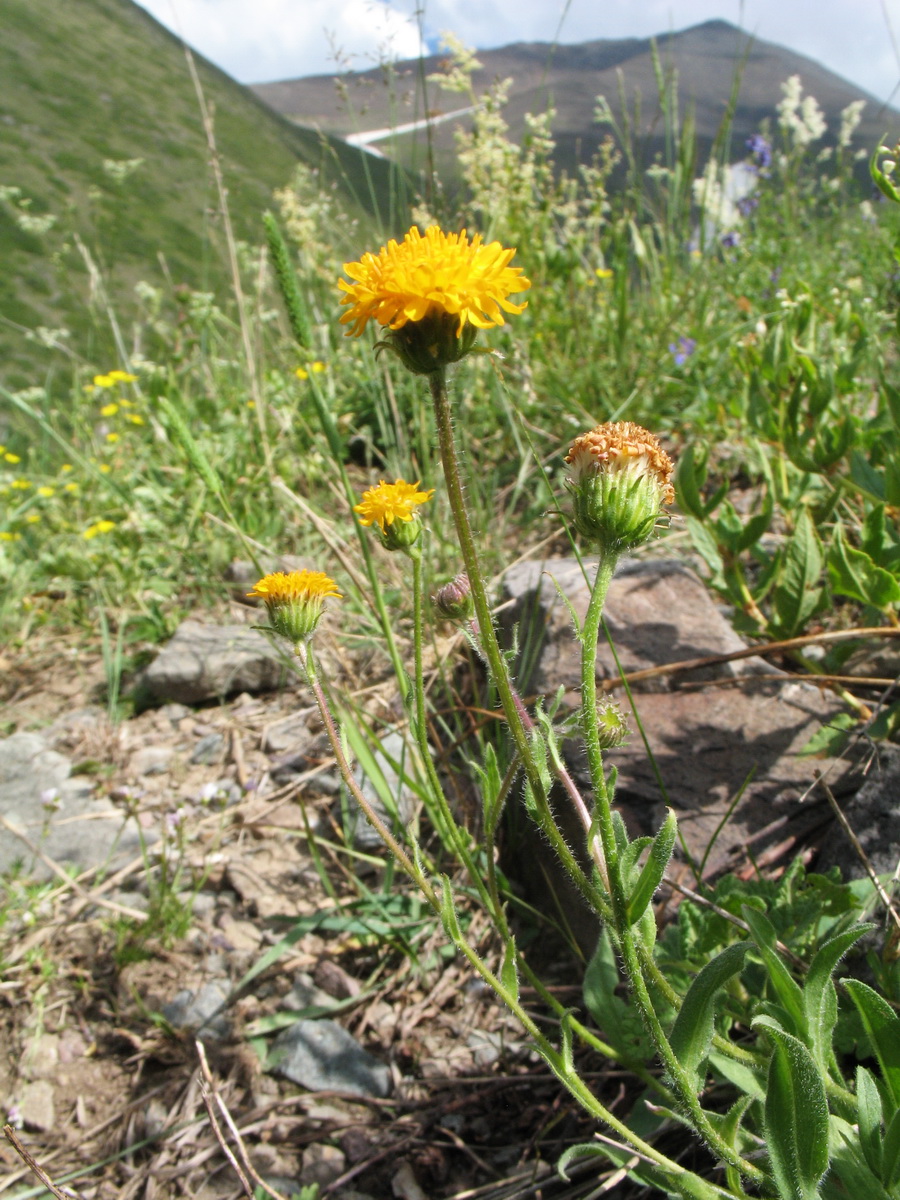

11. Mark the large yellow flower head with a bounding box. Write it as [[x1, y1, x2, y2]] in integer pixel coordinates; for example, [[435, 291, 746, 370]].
[[565, 422, 675, 553], [338, 226, 531, 374], [248, 569, 341, 645], [354, 478, 434, 552]]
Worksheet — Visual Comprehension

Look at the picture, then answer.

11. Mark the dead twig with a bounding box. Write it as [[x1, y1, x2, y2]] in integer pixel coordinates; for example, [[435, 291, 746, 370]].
[[3, 1125, 85, 1200]]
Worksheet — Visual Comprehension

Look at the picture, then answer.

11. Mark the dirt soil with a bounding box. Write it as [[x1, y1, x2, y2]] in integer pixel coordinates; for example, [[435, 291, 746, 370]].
[[0, 626, 655, 1200]]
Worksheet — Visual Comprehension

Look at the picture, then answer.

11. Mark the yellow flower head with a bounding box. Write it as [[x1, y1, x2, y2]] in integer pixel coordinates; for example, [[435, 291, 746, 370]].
[[565, 422, 675, 552], [247, 569, 341, 645], [339, 226, 530, 374], [100, 402, 119, 417], [354, 479, 434, 551], [4, 452, 21, 464], [83, 519, 116, 539]]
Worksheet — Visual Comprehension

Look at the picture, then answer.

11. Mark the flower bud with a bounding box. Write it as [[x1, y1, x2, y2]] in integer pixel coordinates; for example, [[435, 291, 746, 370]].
[[247, 570, 341, 646], [594, 700, 629, 749], [433, 572, 474, 621], [565, 421, 675, 553]]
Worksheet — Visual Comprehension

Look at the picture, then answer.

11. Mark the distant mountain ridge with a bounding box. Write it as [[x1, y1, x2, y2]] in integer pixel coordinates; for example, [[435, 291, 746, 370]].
[[252, 20, 898, 179]]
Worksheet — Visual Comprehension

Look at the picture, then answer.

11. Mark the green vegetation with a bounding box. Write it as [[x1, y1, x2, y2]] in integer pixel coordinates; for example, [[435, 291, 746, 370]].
[[4, 22, 900, 1199]]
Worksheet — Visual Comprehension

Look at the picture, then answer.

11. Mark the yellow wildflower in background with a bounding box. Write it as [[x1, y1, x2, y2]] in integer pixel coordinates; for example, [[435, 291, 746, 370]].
[[11, 479, 31, 490], [37, 486, 55, 497], [4, 452, 21, 464], [0, 532, 21, 542], [93, 369, 137, 388], [339, 226, 530, 374], [100, 402, 119, 417], [248, 570, 341, 645], [83, 519, 116, 539]]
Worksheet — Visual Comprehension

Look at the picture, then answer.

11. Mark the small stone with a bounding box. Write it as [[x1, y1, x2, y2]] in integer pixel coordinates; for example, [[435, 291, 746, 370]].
[[161, 981, 230, 1040], [283, 971, 333, 1012], [130, 745, 173, 776], [300, 1143, 347, 1188], [141, 620, 288, 704], [270, 1019, 391, 1098], [190, 733, 226, 765], [18, 1080, 55, 1132]]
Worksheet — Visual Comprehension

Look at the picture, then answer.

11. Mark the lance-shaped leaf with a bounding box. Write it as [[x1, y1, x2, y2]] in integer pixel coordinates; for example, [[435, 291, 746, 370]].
[[743, 906, 806, 1038], [753, 1016, 830, 1200], [627, 809, 677, 924], [844, 979, 900, 1110], [803, 925, 872, 1068], [856, 1066, 884, 1179], [668, 942, 748, 1092]]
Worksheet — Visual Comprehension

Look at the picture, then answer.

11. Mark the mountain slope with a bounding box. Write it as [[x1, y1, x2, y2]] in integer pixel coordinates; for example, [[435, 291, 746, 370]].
[[253, 20, 898, 181], [0, 0, 405, 386]]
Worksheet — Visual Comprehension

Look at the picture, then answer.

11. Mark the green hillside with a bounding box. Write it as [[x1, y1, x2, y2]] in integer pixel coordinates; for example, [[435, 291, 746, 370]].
[[0, 0, 407, 388]]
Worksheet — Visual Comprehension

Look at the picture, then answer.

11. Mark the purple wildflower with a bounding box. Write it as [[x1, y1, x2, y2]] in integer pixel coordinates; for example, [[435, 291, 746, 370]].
[[737, 194, 758, 217], [746, 133, 772, 170], [721, 230, 741, 249], [669, 336, 697, 366]]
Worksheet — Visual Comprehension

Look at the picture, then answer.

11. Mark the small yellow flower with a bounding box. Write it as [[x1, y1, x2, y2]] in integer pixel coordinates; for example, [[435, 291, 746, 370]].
[[595, 268, 614, 281], [11, 478, 31, 490], [99, 464, 111, 474], [105, 432, 120, 443], [0, 531, 21, 542], [37, 486, 55, 497], [64, 482, 79, 493], [294, 367, 309, 380], [83, 519, 116, 539], [93, 373, 115, 388], [126, 413, 145, 425], [108, 370, 137, 383], [26, 513, 40, 524], [100, 402, 119, 417], [4, 452, 21, 464], [61, 463, 73, 472], [248, 569, 341, 645], [355, 479, 434, 535], [310, 361, 326, 373]]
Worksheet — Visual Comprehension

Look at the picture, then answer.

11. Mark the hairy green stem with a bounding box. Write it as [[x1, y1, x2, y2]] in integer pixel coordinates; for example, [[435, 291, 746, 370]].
[[581, 557, 765, 1186]]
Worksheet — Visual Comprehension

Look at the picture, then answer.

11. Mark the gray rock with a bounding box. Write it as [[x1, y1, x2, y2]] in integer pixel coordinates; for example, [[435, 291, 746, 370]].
[[497, 558, 859, 917], [502, 558, 776, 697], [270, 1018, 391, 1098], [283, 971, 335, 1013], [130, 744, 173, 776], [141, 620, 288, 704], [0, 732, 143, 881], [18, 1079, 55, 1132], [190, 732, 226, 765], [816, 745, 900, 879], [161, 981, 231, 1040], [348, 731, 418, 851]]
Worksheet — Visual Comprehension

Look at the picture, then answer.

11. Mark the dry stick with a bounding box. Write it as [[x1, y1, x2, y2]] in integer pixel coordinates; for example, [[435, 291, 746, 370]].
[[3, 1126, 85, 1200], [664, 875, 806, 968], [814, 770, 900, 937], [195, 1042, 291, 1200], [601, 625, 900, 691]]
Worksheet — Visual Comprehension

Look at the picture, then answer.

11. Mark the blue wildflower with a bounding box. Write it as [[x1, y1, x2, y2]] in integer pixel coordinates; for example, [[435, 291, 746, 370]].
[[721, 230, 741, 249], [737, 194, 758, 218], [669, 336, 697, 366], [746, 133, 772, 171]]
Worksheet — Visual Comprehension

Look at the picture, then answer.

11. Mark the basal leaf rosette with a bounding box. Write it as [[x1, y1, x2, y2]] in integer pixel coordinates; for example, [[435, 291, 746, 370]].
[[338, 226, 531, 374], [248, 569, 341, 646], [354, 478, 434, 552], [565, 422, 675, 553]]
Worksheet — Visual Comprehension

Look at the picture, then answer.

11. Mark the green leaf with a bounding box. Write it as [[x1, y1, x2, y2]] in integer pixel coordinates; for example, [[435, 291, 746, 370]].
[[668, 943, 748, 1091], [799, 711, 857, 757], [771, 509, 824, 638], [857, 1067, 885, 1179], [627, 809, 678, 924], [684, 515, 725, 585], [583, 930, 652, 1059], [828, 526, 900, 610], [753, 1016, 830, 1200], [882, 1106, 900, 1189], [439, 875, 462, 942], [844, 979, 900, 1110], [743, 907, 807, 1039], [708, 1050, 766, 1101], [826, 1117, 895, 1200], [803, 926, 873, 1067]]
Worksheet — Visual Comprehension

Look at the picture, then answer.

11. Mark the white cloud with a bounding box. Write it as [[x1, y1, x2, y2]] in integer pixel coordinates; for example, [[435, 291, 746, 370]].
[[136, 0, 425, 81]]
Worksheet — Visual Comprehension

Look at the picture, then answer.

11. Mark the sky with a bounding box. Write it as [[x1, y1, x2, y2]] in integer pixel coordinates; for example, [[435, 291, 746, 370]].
[[134, 0, 900, 109]]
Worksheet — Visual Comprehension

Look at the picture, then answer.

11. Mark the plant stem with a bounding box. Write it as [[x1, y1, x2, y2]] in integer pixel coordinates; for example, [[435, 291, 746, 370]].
[[298, 641, 439, 912], [580, 555, 766, 1187]]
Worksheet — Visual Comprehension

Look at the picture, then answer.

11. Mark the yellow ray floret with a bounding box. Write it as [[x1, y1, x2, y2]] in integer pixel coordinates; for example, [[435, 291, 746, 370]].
[[338, 226, 531, 338], [354, 479, 435, 534], [247, 570, 342, 605]]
